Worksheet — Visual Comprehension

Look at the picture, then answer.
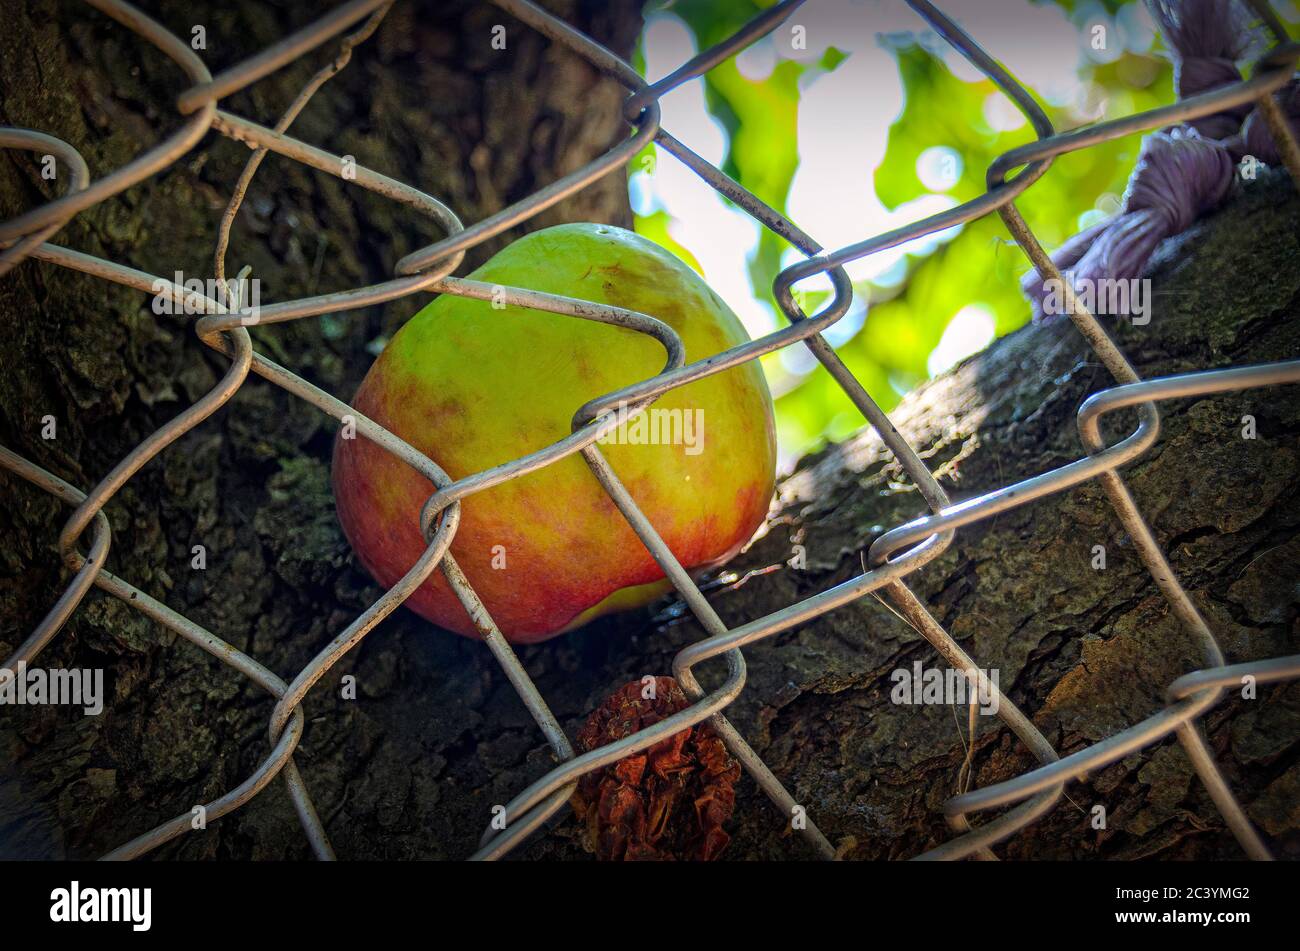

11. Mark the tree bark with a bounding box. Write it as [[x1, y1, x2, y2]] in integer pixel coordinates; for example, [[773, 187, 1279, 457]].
[[726, 169, 1300, 861], [2, 0, 1298, 862], [0, 0, 645, 860]]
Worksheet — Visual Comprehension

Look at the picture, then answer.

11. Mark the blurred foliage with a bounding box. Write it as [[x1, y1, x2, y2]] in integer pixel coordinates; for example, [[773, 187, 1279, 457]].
[[630, 1, 1294, 460], [626, 0, 1170, 459]]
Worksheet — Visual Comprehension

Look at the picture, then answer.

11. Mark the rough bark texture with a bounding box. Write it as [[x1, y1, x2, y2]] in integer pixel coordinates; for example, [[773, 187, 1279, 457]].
[[740, 170, 1300, 860], [2, 0, 1298, 862]]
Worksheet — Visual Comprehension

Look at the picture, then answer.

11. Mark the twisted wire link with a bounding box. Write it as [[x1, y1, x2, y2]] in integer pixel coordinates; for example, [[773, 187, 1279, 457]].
[[1, 0, 1297, 863]]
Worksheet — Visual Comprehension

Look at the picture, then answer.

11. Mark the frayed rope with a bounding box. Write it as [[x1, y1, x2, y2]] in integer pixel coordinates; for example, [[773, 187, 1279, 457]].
[[1022, 0, 1298, 323]]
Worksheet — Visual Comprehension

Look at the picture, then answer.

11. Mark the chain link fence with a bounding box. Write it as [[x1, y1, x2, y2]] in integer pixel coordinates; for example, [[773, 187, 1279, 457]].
[[1, 0, 1299, 861]]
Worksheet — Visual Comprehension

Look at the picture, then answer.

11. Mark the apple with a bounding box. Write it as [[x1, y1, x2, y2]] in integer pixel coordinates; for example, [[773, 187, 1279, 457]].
[[332, 222, 776, 643]]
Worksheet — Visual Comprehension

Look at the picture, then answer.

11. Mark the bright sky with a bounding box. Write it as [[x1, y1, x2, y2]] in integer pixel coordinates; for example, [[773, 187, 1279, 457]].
[[630, 0, 1168, 405]]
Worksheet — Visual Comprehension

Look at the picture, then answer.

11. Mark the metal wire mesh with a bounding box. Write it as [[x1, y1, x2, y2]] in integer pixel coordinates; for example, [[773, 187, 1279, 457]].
[[2, 0, 1299, 862]]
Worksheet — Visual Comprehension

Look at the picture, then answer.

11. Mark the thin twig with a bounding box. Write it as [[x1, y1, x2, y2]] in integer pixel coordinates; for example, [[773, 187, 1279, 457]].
[[213, 2, 394, 284]]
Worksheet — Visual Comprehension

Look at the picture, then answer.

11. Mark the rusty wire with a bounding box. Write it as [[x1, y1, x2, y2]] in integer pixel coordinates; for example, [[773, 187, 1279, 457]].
[[1, 0, 1298, 863]]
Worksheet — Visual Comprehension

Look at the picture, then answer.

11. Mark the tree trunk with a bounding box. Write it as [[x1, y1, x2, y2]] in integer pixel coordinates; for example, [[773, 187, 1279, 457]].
[[725, 168, 1300, 861], [3, 0, 1298, 862], [0, 0, 645, 860]]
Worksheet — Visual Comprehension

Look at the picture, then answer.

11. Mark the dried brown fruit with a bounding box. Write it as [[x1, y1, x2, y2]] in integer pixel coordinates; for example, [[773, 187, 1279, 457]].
[[570, 676, 740, 861]]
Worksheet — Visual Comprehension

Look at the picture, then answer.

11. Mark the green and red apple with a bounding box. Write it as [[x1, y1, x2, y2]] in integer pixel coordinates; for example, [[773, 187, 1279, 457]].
[[332, 223, 776, 643]]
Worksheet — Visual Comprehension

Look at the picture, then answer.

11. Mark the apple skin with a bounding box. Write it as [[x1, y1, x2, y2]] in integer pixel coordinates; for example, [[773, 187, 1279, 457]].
[[332, 222, 776, 643]]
